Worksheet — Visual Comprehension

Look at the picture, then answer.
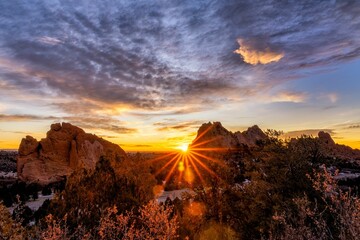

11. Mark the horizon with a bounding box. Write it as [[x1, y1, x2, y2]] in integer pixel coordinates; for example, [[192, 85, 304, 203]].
[[1, 121, 359, 152], [1, 1, 360, 151]]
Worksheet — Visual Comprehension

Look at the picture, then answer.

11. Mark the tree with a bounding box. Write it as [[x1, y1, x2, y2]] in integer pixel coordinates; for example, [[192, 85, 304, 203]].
[[47, 157, 156, 235]]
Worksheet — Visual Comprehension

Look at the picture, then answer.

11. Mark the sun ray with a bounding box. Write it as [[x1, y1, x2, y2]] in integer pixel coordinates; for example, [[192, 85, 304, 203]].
[[191, 147, 230, 152], [147, 151, 178, 164], [190, 136, 220, 148], [154, 152, 180, 176], [184, 153, 189, 168], [190, 151, 227, 167], [178, 162, 184, 182], [191, 124, 214, 145], [164, 155, 182, 183], [189, 152, 219, 178], [188, 154, 205, 184]]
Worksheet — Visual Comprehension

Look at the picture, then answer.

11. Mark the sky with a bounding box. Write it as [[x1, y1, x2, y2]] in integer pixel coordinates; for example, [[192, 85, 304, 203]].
[[0, 0, 360, 151]]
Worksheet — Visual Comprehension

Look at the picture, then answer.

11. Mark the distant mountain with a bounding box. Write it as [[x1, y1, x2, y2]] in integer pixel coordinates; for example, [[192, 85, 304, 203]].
[[17, 122, 127, 185]]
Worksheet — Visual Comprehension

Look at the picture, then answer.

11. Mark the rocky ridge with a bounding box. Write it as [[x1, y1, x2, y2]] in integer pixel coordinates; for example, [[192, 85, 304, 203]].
[[190, 122, 360, 163], [190, 122, 267, 149], [17, 122, 127, 185], [317, 131, 360, 162]]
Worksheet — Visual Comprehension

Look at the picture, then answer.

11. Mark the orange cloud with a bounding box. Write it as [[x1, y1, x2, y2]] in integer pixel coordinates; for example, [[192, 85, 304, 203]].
[[234, 39, 284, 65]]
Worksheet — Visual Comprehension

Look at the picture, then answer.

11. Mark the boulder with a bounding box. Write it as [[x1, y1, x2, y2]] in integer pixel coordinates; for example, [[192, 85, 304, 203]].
[[17, 122, 127, 185]]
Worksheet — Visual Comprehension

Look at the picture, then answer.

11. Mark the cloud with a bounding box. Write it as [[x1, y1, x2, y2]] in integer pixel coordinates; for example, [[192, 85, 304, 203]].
[[37, 36, 62, 45], [0, 114, 137, 134], [0, 130, 33, 135], [271, 91, 307, 103], [327, 93, 338, 103], [57, 116, 138, 134], [0, 114, 56, 121], [0, 0, 359, 120], [333, 122, 360, 130], [154, 120, 203, 132], [121, 144, 153, 148], [283, 129, 335, 138], [234, 39, 284, 65]]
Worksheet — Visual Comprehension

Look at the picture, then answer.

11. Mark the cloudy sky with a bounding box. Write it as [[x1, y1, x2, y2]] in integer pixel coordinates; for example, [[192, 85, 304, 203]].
[[1, 0, 360, 150]]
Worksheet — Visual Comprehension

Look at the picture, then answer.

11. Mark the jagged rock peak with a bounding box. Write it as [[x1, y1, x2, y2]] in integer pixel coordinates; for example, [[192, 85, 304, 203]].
[[196, 122, 232, 137], [17, 122, 127, 185], [318, 131, 335, 145], [192, 122, 267, 148]]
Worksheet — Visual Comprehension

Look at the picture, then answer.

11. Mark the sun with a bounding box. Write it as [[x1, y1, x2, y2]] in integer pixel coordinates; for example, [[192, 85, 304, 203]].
[[150, 124, 230, 186], [178, 143, 189, 152]]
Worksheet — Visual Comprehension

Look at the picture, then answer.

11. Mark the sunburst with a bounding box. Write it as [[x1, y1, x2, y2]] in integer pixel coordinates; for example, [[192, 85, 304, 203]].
[[149, 124, 232, 187]]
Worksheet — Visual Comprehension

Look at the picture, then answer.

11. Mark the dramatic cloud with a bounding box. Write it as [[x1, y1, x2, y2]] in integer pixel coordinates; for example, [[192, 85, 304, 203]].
[[234, 39, 284, 65], [0, 1, 359, 149], [0, 1, 358, 116]]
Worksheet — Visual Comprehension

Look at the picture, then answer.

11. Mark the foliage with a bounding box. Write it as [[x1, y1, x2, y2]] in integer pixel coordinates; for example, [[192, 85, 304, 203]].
[[47, 157, 156, 235], [0, 201, 26, 240], [269, 166, 360, 240], [99, 200, 179, 240]]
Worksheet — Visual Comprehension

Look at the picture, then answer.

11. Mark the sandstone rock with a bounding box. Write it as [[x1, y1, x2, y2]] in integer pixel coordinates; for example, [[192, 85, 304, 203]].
[[242, 125, 267, 146], [18, 136, 39, 156], [190, 122, 267, 150], [17, 122, 127, 185], [318, 131, 335, 145]]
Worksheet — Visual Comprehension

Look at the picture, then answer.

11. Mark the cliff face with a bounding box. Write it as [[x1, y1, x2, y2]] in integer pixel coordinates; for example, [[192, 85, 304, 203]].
[[17, 122, 127, 185]]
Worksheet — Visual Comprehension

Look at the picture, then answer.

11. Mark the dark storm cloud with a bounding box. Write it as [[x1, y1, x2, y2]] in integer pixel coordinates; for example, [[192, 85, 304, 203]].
[[0, 0, 359, 116]]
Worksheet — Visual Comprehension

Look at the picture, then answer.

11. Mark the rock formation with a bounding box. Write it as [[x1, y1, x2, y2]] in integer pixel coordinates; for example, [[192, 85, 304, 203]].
[[190, 122, 360, 163], [17, 122, 127, 185], [317, 131, 360, 162], [190, 122, 267, 150]]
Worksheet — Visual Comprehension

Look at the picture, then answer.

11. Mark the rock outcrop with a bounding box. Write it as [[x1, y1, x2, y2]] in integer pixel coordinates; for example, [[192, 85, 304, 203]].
[[190, 122, 360, 163], [317, 131, 360, 162], [190, 122, 267, 150], [17, 122, 127, 185]]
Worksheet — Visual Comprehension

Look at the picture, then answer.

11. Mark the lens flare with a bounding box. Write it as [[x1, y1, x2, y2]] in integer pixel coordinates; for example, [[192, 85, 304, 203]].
[[149, 124, 234, 187], [178, 161, 185, 172]]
